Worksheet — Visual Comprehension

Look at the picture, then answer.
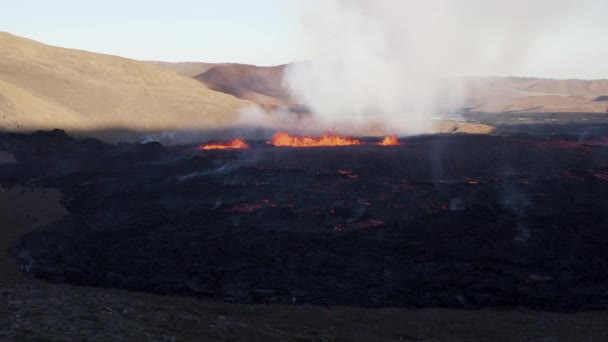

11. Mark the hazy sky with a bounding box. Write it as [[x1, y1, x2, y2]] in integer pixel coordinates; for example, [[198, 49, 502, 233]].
[[2, 0, 607, 79], [1, 0, 303, 65]]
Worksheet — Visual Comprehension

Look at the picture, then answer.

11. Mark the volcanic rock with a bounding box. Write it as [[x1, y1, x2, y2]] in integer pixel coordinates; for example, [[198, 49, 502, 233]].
[[2, 128, 608, 310]]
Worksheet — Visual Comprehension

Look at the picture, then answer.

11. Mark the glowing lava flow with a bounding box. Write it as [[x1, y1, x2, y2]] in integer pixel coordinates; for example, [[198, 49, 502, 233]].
[[269, 131, 361, 147], [199, 139, 249, 150], [378, 135, 400, 146]]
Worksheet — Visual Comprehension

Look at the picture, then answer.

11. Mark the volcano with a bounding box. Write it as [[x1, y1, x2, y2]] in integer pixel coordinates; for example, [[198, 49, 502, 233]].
[[2, 124, 608, 311]]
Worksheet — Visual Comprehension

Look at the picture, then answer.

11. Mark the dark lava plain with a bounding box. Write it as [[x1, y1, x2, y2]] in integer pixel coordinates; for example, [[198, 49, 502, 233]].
[[1, 125, 608, 311]]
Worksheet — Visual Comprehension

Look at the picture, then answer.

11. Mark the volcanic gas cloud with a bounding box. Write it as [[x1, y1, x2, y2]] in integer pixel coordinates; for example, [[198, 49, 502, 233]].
[[282, 0, 579, 136]]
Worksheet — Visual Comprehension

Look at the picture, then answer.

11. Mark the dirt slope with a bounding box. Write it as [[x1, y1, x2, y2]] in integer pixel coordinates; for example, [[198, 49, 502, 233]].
[[463, 77, 608, 113], [4, 281, 608, 341], [523, 79, 608, 97], [195, 64, 291, 110], [0, 32, 248, 136]]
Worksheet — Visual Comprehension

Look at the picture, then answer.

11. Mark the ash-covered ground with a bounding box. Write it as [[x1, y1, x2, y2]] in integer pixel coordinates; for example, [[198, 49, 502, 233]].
[[2, 124, 608, 310]]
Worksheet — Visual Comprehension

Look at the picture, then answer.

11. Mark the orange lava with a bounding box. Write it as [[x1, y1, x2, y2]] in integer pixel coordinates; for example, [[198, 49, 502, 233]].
[[269, 132, 361, 147], [199, 139, 249, 150], [378, 135, 400, 146]]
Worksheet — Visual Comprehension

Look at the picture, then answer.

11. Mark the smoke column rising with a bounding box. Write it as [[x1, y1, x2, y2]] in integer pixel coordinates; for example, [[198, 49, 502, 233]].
[[285, 0, 580, 135]]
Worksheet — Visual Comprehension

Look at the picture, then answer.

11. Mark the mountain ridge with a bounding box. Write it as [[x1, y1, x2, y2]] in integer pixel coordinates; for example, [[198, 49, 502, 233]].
[[155, 61, 608, 114]]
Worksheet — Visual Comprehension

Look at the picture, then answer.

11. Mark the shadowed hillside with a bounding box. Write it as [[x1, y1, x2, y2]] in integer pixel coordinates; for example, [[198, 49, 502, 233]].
[[194, 64, 291, 110], [147, 61, 222, 77], [0, 32, 249, 138]]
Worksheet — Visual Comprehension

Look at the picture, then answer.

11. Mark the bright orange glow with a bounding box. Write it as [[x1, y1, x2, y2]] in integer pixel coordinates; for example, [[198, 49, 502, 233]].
[[199, 139, 249, 150], [378, 135, 400, 146], [269, 132, 361, 147]]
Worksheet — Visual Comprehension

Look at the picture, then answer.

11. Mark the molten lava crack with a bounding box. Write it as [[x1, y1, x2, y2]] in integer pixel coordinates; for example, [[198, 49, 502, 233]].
[[269, 132, 361, 147], [199, 139, 249, 150]]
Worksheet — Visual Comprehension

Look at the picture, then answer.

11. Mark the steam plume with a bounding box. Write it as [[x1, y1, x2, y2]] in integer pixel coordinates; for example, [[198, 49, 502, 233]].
[[284, 0, 580, 135]]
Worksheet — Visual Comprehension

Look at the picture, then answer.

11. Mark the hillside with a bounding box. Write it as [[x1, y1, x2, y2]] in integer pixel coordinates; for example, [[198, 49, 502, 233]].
[[471, 94, 608, 113], [194, 64, 292, 110], [151, 61, 292, 109], [0, 32, 249, 138], [147, 61, 221, 77], [2, 31, 606, 144], [155, 60, 608, 115], [465, 77, 608, 113], [523, 79, 608, 97]]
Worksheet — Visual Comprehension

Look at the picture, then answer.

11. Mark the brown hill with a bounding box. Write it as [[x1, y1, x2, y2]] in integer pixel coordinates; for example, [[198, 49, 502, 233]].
[[523, 79, 608, 97], [147, 61, 221, 77], [194, 64, 292, 110], [153, 60, 608, 115], [0, 32, 248, 139], [463, 77, 544, 107], [471, 95, 608, 113], [462, 77, 608, 113]]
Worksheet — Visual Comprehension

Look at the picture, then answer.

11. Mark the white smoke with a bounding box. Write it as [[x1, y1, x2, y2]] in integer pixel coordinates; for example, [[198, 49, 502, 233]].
[[285, 0, 581, 135], [237, 105, 302, 132]]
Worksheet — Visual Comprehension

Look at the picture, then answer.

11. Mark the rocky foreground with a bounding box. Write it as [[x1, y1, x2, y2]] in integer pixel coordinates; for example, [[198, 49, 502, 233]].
[[4, 280, 608, 341]]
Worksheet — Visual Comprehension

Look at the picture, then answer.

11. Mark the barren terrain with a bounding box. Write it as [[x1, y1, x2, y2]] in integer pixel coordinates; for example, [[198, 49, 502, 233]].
[[0, 33, 247, 137], [195, 64, 291, 111], [3, 31, 608, 340], [2, 125, 608, 340], [148, 61, 222, 77]]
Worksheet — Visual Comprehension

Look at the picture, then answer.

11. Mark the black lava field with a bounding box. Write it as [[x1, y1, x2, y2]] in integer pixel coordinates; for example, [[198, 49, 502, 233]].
[[2, 127, 608, 310]]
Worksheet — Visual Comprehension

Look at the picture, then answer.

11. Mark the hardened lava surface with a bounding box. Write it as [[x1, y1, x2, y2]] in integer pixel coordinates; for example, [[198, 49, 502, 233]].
[[2, 129, 608, 310]]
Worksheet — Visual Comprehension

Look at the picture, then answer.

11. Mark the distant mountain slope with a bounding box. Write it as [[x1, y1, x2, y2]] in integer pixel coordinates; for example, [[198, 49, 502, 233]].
[[471, 95, 608, 113], [0, 32, 248, 136], [464, 78, 608, 113], [523, 79, 608, 97], [147, 61, 221, 77], [194, 64, 292, 110], [153, 60, 608, 114]]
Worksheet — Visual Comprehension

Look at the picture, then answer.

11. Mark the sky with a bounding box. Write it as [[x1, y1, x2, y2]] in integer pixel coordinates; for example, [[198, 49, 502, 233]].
[[0, 0, 303, 65], [1, 0, 608, 79]]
